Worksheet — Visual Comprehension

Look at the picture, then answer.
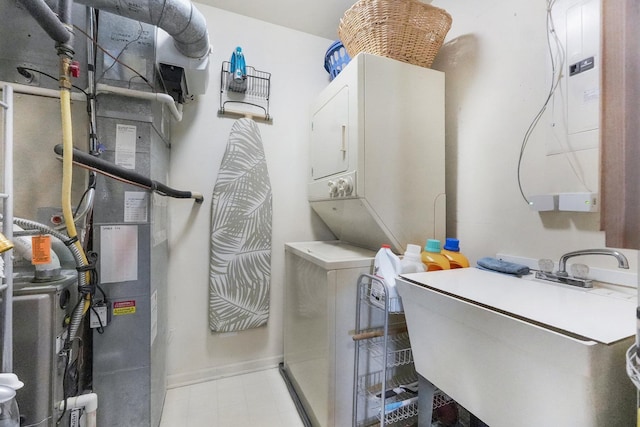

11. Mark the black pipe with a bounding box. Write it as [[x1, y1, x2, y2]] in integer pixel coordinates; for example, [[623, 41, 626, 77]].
[[54, 145, 204, 203], [18, 0, 71, 44]]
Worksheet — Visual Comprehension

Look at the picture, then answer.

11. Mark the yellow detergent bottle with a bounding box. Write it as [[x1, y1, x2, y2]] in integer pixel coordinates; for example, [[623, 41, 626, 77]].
[[441, 238, 470, 269], [421, 239, 450, 271]]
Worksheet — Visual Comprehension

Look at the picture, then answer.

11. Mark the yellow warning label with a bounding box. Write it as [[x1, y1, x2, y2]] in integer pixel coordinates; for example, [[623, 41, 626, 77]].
[[114, 306, 136, 316], [113, 300, 136, 316], [31, 235, 52, 265]]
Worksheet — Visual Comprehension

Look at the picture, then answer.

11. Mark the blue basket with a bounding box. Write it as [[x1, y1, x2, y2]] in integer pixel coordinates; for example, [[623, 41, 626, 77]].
[[324, 41, 351, 80]]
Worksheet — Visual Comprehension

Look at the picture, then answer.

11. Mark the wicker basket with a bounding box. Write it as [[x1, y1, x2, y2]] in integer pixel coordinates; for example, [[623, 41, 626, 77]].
[[338, 0, 452, 68]]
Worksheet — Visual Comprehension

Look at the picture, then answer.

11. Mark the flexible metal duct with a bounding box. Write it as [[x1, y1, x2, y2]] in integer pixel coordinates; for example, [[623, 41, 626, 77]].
[[74, 0, 210, 59]]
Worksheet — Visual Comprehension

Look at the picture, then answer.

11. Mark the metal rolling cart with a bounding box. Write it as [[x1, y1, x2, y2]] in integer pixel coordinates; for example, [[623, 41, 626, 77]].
[[353, 274, 456, 427], [625, 343, 640, 425]]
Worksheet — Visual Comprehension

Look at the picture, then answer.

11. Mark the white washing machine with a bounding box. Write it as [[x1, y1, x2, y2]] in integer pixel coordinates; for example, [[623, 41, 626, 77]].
[[282, 241, 376, 427]]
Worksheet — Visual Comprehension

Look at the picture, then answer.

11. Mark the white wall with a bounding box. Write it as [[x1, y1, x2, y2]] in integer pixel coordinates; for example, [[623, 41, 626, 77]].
[[429, 0, 637, 270], [167, 0, 638, 385], [166, 4, 334, 386]]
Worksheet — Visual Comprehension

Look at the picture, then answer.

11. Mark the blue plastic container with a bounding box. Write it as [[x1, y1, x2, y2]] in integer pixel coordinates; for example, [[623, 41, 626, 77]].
[[230, 46, 246, 82], [324, 41, 351, 80]]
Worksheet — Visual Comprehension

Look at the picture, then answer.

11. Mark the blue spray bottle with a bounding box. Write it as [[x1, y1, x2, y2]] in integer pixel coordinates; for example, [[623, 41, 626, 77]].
[[230, 46, 246, 83]]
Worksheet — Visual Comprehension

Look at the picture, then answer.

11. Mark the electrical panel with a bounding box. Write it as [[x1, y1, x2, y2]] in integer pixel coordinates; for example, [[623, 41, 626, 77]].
[[547, 0, 600, 155], [566, 0, 599, 144]]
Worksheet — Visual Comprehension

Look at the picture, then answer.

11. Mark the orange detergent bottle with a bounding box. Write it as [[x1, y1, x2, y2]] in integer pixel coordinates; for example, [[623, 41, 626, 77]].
[[421, 239, 450, 271], [441, 238, 470, 269]]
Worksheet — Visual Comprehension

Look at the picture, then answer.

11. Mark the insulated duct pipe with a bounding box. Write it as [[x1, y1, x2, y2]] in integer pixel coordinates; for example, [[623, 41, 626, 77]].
[[54, 144, 204, 203], [75, 0, 210, 59], [17, 0, 72, 45]]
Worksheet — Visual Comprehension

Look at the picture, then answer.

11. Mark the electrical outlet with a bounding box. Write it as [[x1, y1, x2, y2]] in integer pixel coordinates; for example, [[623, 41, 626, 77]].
[[90, 301, 111, 328], [558, 192, 598, 212], [529, 194, 558, 211]]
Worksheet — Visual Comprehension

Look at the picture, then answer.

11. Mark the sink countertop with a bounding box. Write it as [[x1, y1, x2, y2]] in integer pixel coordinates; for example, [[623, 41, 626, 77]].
[[400, 268, 636, 344]]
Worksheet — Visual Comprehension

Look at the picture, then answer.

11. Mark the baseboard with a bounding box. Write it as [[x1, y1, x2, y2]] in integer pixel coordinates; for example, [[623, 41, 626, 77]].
[[166, 354, 284, 389]]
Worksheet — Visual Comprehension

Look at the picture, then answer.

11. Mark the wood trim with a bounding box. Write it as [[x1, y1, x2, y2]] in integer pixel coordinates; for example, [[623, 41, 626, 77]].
[[601, 0, 640, 249]]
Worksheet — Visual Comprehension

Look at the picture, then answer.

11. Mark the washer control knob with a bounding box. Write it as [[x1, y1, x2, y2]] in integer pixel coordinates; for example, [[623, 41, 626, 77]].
[[337, 177, 353, 196], [327, 181, 338, 197]]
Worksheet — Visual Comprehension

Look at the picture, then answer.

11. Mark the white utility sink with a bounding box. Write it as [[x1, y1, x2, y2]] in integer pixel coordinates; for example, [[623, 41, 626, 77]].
[[397, 268, 635, 427]]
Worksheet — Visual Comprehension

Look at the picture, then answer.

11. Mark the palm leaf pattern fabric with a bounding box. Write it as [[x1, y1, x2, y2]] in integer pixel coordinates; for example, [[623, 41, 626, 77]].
[[210, 118, 272, 332]]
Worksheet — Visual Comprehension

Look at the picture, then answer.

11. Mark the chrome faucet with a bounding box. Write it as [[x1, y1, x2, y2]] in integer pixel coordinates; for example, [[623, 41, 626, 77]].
[[556, 248, 629, 277], [535, 248, 629, 288]]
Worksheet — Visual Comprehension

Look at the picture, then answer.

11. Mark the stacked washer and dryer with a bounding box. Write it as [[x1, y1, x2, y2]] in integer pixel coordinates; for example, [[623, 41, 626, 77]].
[[281, 52, 446, 426]]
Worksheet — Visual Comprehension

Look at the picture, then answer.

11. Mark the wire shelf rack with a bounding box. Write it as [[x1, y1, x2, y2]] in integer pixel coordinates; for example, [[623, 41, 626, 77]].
[[358, 370, 417, 400], [366, 276, 404, 313], [626, 344, 640, 390], [218, 61, 272, 123], [357, 369, 453, 426], [364, 332, 414, 368]]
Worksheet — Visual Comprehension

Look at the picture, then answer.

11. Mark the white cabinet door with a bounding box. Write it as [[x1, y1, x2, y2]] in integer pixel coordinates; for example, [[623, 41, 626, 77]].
[[310, 86, 349, 180]]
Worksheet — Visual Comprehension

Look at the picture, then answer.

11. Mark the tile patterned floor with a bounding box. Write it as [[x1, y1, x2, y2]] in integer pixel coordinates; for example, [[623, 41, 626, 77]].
[[160, 367, 306, 427]]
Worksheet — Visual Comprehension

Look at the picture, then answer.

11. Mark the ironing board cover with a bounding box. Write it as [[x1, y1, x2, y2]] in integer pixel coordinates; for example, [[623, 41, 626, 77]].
[[209, 118, 272, 332]]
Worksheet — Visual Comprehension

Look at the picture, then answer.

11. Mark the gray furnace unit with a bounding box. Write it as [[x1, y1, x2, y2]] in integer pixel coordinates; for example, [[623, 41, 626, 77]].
[[91, 12, 170, 427]]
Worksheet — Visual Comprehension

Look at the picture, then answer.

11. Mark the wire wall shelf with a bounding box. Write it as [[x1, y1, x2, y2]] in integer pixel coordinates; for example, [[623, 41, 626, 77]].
[[218, 61, 272, 123]]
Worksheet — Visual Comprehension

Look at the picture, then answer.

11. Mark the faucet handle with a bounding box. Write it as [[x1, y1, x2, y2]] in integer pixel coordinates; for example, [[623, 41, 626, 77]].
[[571, 263, 589, 280], [538, 258, 554, 273]]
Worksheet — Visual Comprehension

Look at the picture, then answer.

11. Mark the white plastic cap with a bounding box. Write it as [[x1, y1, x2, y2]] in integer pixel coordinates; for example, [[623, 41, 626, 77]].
[[0, 373, 24, 390], [404, 244, 422, 260], [405, 244, 421, 254]]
